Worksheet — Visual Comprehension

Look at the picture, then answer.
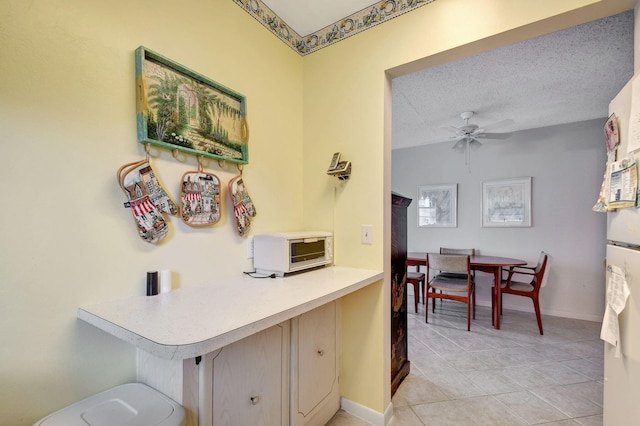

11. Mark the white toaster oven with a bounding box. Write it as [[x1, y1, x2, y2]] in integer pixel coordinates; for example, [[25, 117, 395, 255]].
[[253, 231, 333, 276]]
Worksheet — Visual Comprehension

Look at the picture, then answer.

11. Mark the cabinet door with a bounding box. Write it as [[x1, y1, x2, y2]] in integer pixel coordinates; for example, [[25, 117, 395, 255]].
[[291, 302, 339, 425], [207, 323, 289, 426]]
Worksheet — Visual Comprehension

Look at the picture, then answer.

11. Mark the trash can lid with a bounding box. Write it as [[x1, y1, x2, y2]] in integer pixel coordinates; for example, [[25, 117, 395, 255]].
[[35, 383, 185, 426]]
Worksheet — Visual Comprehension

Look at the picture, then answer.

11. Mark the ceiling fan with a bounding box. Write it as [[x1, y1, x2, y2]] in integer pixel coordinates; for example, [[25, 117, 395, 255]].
[[442, 111, 514, 171]]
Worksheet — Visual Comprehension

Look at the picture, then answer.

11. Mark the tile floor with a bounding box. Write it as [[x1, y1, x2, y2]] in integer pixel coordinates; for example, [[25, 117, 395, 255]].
[[327, 300, 604, 426]]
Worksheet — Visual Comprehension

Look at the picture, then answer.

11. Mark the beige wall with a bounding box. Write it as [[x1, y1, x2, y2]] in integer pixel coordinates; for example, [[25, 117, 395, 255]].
[[0, 0, 635, 424], [0, 0, 303, 424]]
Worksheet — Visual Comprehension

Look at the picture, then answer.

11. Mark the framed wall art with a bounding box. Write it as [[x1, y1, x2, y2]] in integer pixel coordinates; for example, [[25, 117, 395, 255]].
[[482, 177, 532, 227], [135, 46, 249, 164], [417, 184, 457, 227]]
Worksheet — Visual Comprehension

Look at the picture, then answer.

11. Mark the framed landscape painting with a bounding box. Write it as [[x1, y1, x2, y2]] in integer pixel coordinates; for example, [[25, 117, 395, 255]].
[[135, 46, 249, 164], [482, 177, 532, 227]]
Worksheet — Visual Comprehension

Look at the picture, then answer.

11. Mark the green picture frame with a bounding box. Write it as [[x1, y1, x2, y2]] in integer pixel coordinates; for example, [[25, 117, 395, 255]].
[[135, 46, 249, 164]]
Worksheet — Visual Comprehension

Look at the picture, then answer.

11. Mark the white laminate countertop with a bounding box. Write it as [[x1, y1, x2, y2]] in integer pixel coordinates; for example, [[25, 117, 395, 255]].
[[78, 266, 383, 360]]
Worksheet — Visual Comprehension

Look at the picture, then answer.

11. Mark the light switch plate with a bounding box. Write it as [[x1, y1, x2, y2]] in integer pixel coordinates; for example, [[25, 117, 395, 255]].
[[361, 225, 373, 244]]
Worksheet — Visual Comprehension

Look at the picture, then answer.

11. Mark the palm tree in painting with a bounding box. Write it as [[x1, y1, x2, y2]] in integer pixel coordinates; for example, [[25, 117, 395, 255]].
[[190, 83, 216, 137], [147, 71, 187, 141]]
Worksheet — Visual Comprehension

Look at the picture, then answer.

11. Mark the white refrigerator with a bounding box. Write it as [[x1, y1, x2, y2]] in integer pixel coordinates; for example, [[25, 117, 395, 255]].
[[603, 74, 640, 425]]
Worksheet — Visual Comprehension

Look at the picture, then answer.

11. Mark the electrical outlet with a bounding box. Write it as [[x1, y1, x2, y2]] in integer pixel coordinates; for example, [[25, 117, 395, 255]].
[[246, 236, 254, 258], [361, 225, 373, 245]]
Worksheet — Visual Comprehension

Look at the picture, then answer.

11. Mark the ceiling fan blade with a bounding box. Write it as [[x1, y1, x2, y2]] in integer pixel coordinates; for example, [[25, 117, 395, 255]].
[[425, 134, 460, 145], [441, 126, 462, 134], [475, 132, 513, 140], [481, 119, 515, 132]]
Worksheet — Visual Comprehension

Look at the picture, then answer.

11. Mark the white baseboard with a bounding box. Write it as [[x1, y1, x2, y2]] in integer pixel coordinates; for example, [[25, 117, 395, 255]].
[[340, 397, 393, 426], [383, 401, 393, 426], [472, 299, 603, 322]]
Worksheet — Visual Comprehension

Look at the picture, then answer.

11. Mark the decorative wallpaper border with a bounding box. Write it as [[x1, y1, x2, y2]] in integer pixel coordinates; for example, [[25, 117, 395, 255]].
[[232, 0, 437, 56]]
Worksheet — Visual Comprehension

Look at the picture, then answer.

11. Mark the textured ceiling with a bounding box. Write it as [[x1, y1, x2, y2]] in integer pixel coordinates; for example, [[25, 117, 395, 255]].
[[257, 2, 634, 151], [391, 10, 634, 150]]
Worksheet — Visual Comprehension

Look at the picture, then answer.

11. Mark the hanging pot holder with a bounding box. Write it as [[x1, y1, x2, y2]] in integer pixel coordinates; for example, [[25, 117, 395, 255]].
[[117, 146, 178, 243], [180, 157, 222, 227], [228, 168, 256, 237], [118, 154, 178, 217]]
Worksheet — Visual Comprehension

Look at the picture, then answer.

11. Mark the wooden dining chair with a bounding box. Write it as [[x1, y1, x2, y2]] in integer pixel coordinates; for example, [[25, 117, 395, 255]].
[[493, 251, 549, 334], [426, 253, 475, 331], [435, 248, 476, 304], [406, 270, 425, 313]]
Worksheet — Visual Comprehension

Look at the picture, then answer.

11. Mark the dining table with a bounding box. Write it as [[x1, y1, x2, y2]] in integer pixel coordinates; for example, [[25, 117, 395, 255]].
[[407, 252, 527, 330]]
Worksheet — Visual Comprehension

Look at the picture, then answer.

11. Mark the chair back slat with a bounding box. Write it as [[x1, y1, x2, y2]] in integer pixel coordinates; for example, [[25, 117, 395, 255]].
[[427, 253, 470, 275], [440, 247, 475, 256], [531, 252, 549, 289]]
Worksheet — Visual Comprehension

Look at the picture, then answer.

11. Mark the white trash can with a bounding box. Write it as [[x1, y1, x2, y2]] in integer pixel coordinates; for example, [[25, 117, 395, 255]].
[[34, 383, 185, 426]]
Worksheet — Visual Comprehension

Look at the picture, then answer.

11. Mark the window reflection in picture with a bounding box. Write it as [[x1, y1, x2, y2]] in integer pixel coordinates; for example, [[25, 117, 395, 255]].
[[417, 184, 457, 227]]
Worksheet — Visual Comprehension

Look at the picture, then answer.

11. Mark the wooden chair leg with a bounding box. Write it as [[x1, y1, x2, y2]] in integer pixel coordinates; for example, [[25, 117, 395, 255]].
[[533, 296, 543, 335], [425, 288, 429, 323], [491, 286, 495, 326], [472, 286, 476, 320], [413, 284, 419, 313]]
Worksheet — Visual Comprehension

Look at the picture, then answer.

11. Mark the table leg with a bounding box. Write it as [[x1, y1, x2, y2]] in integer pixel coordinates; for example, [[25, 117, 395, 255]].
[[494, 267, 501, 329]]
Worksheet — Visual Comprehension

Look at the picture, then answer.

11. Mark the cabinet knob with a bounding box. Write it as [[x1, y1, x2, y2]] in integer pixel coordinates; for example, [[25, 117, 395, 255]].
[[250, 395, 261, 405], [317, 349, 324, 356]]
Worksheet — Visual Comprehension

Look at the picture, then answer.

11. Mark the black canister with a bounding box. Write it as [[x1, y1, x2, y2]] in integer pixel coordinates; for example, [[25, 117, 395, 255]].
[[146, 271, 159, 296]]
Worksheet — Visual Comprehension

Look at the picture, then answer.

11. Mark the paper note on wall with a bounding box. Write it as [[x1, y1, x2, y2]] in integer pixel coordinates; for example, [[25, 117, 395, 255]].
[[600, 264, 631, 357], [608, 155, 638, 209]]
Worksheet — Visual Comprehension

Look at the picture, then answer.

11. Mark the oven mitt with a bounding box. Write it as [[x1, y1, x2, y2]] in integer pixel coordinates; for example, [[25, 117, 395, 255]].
[[119, 160, 178, 216], [228, 174, 257, 237], [124, 194, 168, 243], [117, 159, 173, 243], [180, 171, 222, 227]]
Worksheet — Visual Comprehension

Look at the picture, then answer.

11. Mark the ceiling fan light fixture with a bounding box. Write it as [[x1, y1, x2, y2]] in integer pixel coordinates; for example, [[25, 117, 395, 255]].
[[469, 139, 482, 149], [451, 139, 466, 152], [445, 110, 514, 172]]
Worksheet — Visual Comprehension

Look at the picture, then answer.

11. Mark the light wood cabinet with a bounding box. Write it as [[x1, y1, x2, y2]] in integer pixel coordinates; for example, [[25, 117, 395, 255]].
[[290, 301, 339, 426], [200, 323, 290, 426], [137, 304, 340, 426]]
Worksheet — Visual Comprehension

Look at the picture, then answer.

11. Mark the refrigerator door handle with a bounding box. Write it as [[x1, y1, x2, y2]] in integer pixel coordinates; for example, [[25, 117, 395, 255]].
[[607, 240, 640, 250]]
